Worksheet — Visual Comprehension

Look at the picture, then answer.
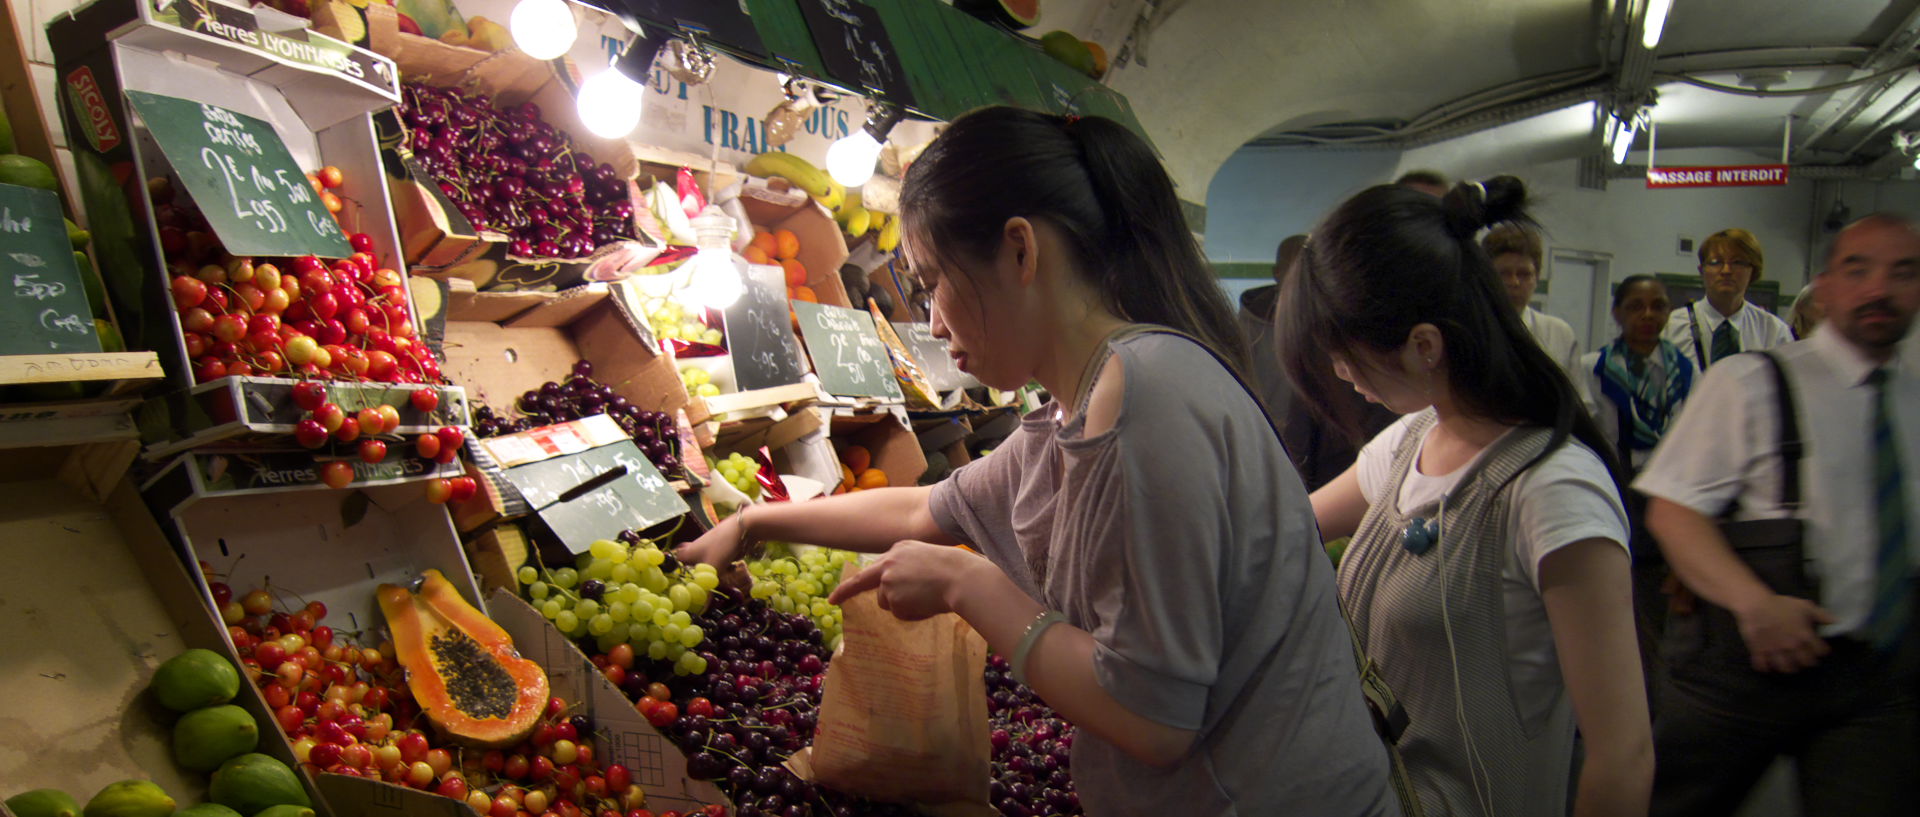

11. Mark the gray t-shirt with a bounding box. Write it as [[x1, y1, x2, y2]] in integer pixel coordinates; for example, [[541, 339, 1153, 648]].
[[931, 332, 1393, 817]]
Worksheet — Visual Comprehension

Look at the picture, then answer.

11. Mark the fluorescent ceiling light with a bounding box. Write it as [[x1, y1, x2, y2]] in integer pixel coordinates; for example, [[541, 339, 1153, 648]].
[[1642, 0, 1673, 49]]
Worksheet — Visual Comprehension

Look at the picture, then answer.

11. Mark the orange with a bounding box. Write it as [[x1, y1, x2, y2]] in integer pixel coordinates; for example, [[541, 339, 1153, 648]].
[[841, 445, 872, 475], [743, 246, 772, 265], [750, 230, 777, 257], [781, 259, 808, 287], [774, 229, 801, 260], [790, 285, 818, 303], [856, 468, 889, 490], [839, 463, 856, 491]]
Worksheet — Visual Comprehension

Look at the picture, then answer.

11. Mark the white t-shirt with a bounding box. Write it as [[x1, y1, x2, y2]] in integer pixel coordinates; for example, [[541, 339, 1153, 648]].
[[1356, 412, 1629, 726], [1523, 307, 1581, 374], [1662, 299, 1795, 371]]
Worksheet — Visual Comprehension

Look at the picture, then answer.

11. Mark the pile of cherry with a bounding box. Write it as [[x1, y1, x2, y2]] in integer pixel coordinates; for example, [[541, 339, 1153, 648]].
[[398, 82, 635, 259], [157, 172, 440, 386], [283, 379, 476, 495], [472, 360, 683, 478], [207, 564, 730, 817], [589, 578, 1082, 817]]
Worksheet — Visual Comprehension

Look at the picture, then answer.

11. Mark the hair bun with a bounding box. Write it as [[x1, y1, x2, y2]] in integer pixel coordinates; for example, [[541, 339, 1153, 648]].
[[1441, 175, 1530, 239]]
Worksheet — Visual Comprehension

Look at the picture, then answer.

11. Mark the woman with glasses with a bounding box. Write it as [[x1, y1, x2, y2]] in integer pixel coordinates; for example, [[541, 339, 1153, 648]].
[[1661, 228, 1794, 370]]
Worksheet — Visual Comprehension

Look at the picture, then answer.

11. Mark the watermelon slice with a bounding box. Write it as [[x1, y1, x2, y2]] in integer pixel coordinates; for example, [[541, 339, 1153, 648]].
[[955, 0, 1039, 30]]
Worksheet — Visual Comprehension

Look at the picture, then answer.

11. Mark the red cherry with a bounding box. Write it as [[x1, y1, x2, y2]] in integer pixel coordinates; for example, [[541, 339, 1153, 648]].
[[312, 403, 346, 432], [212, 313, 248, 343], [365, 350, 398, 381], [414, 433, 441, 460], [291, 381, 327, 411], [334, 416, 361, 443], [435, 426, 464, 455], [194, 358, 228, 383], [320, 461, 354, 489], [171, 275, 208, 309], [295, 418, 330, 449], [309, 291, 340, 321], [350, 233, 375, 254], [424, 478, 452, 504], [409, 388, 440, 413], [358, 439, 388, 464]]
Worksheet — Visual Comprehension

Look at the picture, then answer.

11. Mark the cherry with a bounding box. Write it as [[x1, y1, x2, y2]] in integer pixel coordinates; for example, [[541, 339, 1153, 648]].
[[349, 232, 375, 254], [414, 433, 441, 460], [312, 403, 345, 432], [171, 275, 207, 309], [424, 478, 452, 504], [358, 439, 388, 464], [410, 388, 439, 412], [320, 461, 354, 489], [291, 381, 327, 411]]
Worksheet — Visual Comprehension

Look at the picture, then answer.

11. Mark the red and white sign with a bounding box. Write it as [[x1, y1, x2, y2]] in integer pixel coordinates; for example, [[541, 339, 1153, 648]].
[[1646, 164, 1790, 189]]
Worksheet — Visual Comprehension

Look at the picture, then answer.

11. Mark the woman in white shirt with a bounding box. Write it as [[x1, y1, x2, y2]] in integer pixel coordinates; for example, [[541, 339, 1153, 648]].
[[1662, 228, 1795, 370], [1280, 176, 1652, 816], [1576, 275, 1697, 472]]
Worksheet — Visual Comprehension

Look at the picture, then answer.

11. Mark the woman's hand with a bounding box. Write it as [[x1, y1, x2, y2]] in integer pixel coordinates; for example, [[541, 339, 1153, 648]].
[[828, 541, 991, 620], [675, 510, 756, 590]]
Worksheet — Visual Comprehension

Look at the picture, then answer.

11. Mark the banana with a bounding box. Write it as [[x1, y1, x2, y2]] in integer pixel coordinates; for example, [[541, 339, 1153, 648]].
[[744, 151, 833, 198], [842, 207, 871, 239], [813, 179, 845, 211], [834, 190, 864, 221], [876, 211, 901, 252]]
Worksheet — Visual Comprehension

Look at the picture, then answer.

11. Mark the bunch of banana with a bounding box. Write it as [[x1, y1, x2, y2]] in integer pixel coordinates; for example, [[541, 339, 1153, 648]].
[[875, 210, 901, 252], [744, 151, 835, 201], [834, 190, 872, 239]]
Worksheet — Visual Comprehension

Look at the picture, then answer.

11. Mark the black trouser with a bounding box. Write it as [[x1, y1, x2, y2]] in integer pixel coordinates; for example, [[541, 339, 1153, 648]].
[[1649, 597, 1920, 817]]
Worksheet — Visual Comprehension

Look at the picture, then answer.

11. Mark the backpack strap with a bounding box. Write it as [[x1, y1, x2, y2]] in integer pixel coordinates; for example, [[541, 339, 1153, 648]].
[[1749, 350, 1804, 510]]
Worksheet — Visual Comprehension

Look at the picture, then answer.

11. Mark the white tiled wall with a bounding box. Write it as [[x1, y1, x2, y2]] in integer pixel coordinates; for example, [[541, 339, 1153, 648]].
[[14, 0, 90, 211]]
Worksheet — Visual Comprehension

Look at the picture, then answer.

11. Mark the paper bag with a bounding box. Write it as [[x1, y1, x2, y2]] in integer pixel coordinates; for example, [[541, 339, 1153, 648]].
[[789, 571, 993, 812]]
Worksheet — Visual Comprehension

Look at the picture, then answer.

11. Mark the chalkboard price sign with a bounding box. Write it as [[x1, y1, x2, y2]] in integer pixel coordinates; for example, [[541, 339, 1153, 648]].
[[127, 91, 353, 259], [0, 183, 102, 355], [500, 440, 688, 555], [892, 321, 977, 392], [723, 263, 809, 392], [797, 0, 917, 108], [793, 300, 902, 400]]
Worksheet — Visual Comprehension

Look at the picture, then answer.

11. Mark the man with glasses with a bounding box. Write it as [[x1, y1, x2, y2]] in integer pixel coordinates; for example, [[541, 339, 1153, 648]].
[[1663, 228, 1795, 370]]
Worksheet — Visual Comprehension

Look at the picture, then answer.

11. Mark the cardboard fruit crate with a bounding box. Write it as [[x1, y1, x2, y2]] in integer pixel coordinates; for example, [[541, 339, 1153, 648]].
[[142, 376, 471, 460], [827, 408, 928, 491], [738, 185, 851, 309]]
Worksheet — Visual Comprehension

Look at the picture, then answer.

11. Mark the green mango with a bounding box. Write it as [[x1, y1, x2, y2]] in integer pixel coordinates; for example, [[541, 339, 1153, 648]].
[[173, 806, 241, 817], [172, 704, 259, 772], [148, 649, 240, 712], [7, 789, 82, 817], [66, 218, 90, 248], [81, 780, 173, 817]]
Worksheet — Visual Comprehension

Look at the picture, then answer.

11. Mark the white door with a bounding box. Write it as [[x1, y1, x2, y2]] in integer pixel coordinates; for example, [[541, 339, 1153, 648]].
[[1546, 252, 1612, 352]]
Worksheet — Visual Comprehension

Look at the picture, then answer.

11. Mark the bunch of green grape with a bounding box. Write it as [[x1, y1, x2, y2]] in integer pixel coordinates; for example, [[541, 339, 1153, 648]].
[[644, 298, 724, 346], [714, 451, 762, 499], [747, 542, 857, 652], [680, 366, 721, 398], [516, 537, 721, 677]]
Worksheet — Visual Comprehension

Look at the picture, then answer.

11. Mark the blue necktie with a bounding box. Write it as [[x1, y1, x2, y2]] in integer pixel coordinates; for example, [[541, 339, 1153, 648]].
[[1861, 368, 1911, 652]]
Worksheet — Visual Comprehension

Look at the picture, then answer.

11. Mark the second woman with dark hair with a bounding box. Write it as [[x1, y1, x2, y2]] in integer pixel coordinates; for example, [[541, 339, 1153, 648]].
[[681, 106, 1394, 816], [1283, 177, 1652, 816]]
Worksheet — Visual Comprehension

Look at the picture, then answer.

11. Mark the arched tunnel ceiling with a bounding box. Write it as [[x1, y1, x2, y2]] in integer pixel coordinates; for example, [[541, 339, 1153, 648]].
[[1087, 0, 1920, 202]]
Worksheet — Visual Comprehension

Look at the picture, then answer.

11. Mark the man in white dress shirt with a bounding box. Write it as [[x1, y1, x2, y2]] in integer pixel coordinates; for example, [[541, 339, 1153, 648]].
[[1662, 228, 1795, 371], [1484, 224, 1580, 372], [1634, 214, 1920, 816]]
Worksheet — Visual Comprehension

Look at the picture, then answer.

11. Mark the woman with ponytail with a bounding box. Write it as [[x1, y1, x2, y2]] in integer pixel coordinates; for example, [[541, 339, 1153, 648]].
[[681, 107, 1394, 815], [1284, 178, 1653, 816]]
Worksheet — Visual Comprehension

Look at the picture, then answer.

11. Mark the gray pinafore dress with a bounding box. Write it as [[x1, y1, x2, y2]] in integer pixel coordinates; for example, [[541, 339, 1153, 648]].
[[1337, 414, 1577, 816]]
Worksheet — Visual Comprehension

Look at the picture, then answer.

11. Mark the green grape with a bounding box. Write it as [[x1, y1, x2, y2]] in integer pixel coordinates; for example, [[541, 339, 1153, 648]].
[[669, 610, 692, 627], [589, 614, 614, 635], [596, 633, 623, 654], [589, 539, 619, 560], [555, 610, 580, 632], [608, 601, 630, 622], [610, 563, 635, 584], [647, 641, 669, 660], [792, 587, 812, 605], [679, 624, 704, 647], [687, 585, 708, 614], [685, 654, 708, 674], [751, 582, 777, 600], [542, 599, 563, 619], [619, 583, 643, 604], [662, 623, 683, 644], [582, 560, 613, 582], [811, 600, 830, 618], [529, 581, 550, 600], [553, 567, 579, 588], [773, 595, 795, 614], [631, 596, 656, 621], [628, 622, 650, 643], [693, 571, 720, 591], [667, 644, 687, 661], [653, 608, 671, 627], [643, 566, 669, 593], [668, 584, 690, 611], [576, 599, 601, 619], [646, 624, 665, 643], [517, 565, 539, 584]]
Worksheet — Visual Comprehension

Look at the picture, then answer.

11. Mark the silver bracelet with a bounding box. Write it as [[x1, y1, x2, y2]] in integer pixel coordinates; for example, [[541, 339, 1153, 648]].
[[1011, 610, 1066, 687]]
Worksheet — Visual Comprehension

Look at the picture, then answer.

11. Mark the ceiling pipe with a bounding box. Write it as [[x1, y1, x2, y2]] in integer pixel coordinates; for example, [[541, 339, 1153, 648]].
[[1789, 4, 1920, 159]]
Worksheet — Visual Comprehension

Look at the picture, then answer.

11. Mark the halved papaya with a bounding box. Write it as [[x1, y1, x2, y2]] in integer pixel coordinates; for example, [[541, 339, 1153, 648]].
[[378, 569, 549, 747]]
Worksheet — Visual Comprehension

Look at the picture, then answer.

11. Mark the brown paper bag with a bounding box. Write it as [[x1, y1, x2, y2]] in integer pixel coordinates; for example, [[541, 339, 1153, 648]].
[[788, 569, 994, 814]]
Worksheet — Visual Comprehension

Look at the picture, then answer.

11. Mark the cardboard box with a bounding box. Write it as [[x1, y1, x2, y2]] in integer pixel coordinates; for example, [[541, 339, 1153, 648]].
[[488, 592, 732, 815], [0, 475, 233, 805], [739, 187, 851, 308], [137, 457, 487, 817], [143, 376, 471, 458], [47, 0, 416, 397], [442, 283, 691, 427], [829, 408, 928, 488]]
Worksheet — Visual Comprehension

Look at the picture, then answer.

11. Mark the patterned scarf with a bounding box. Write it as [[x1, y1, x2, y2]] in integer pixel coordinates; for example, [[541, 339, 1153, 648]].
[[1594, 338, 1694, 452]]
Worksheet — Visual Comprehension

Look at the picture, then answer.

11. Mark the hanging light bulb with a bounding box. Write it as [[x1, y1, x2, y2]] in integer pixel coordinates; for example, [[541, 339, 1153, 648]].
[[510, 0, 577, 60], [573, 31, 667, 139], [681, 205, 742, 309], [825, 102, 903, 188], [577, 68, 645, 138]]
